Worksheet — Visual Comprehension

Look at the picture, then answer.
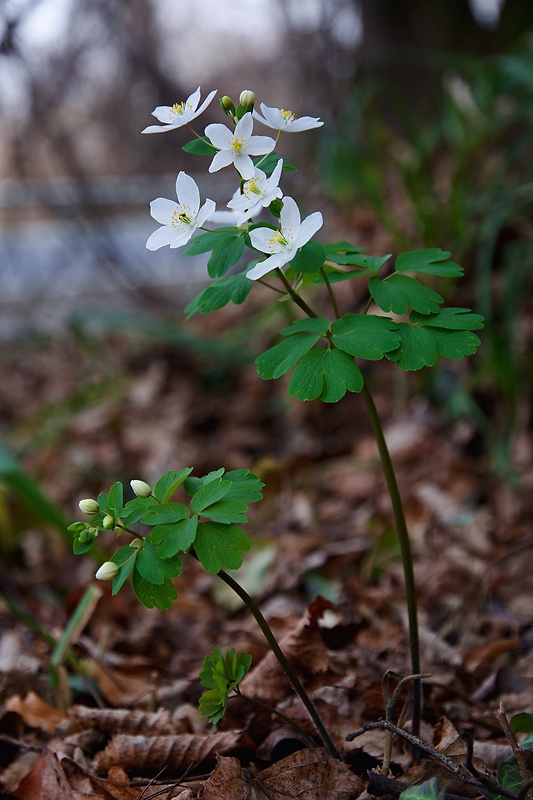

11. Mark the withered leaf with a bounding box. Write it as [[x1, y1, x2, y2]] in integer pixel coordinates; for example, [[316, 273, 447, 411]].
[[58, 705, 182, 736], [94, 730, 253, 772], [201, 750, 364, 800]]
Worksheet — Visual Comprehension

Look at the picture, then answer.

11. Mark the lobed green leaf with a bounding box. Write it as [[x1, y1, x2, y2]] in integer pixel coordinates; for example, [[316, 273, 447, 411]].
[[153, 468, 194, 502], [132, 569, 177, 610], [140, 502, 190, 525], [256, 328, 326, 380], [395, 248, 463, 277], [183, 228, 241, 257], [190, 477, 231, 514], [411, 307, 484, 330], [122, 496, 158, 526], [386, 323, 438, 371], [288, 348, 364, 402], [331, 314, 400, 360], [369, 274, 444, 315], [152, 516, 198, 558], [207, 234, 245, 278], [200, 498, 249, 524], [184, 271, 254, 317], [289, 241, 326, 275], [194, 521, 251, 573]]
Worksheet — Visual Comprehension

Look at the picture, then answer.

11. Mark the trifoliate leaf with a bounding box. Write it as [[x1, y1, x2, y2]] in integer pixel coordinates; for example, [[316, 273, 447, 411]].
[[184, 271, 254, 317], [290, 241, 326, 274], [221, 470, 264, 504], [132, 569, 177, 610], [288, 348, 364, 402], [369, 274, 444, 315], [331, 313, 400, 360], [207, 234, 245, 278], [182, 137, 217, 156], [386, 323, 438, 370], [194, 521, 251, 573], [140, 502, 190, 525], [256, 321, 328, 380], [153, 468, 194, 502], [152, 516, 198, 558], [190, 477, 231, 514], [411, 307, 484, 330], [395, 248, 463, 277], [183, 228, 241, 257]]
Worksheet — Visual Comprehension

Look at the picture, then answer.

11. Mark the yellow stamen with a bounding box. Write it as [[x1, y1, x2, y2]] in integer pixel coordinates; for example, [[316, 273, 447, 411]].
[[172, 208, 191, 227], [170, 100, 192, 119], [280, 108, 296, 122], [232, 135, 246, 153]]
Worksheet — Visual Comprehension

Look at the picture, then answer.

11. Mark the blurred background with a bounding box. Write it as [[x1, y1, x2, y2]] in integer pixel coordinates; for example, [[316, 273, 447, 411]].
[[0, 0, 532, 584]]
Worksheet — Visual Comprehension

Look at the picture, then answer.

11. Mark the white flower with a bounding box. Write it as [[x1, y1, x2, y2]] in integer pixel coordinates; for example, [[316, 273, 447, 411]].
[[130, 479, 153, 498], [253, 102, 324, 133], [227, 159, 284, 224], [247, 197, 323, 280], [95, 561, 119, 581], [79, 498, 99, 515], [146, 172, 216, 251], [142, 87, 217, 134], [205, 113, 276, 180]]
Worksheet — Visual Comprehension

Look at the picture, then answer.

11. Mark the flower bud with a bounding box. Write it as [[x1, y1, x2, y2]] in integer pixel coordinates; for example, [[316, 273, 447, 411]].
[[79, 498, 99, 515], [220, 95, 235, 117], [102, 515, 115, 530], [95, 561, 119, 581], [239, 90, 255, 112], [130, 479, 152, 498]]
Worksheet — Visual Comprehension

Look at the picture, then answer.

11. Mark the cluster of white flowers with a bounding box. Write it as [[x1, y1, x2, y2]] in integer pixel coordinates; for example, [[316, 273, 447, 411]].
[[143, 87, 324, 280]]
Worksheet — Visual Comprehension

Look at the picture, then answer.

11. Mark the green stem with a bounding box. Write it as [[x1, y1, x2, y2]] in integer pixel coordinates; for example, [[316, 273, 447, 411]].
[[360, 382, 422, 736], [276, 269, 318, 318], [319, 267, 340, 320], [217, 568, 340, 759]]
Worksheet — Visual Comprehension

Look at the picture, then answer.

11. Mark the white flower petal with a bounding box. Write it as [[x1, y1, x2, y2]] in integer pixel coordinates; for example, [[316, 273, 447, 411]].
[[249, 226, 279, 253], [246, 135, 276, 156], [186, 86, 201, 112], [280, 197, 301, 232], [235, 112, 253, 139], [195, 198, 217, 227], [247, 252, 288, 280], [151, 105, 174, 123], [285, 115, 324, 132], [208, 149, 235, 173], [176, 172, 200, 214], [205, 122, 233, 149], [169, 229, 195, 248], [150, 197, 179, 225], [195, 88, 217, 116], [233, 153, 255, 179], [142, 123, 177, 134], [295, 211, 324, 247], [146, 226, 178, 251]]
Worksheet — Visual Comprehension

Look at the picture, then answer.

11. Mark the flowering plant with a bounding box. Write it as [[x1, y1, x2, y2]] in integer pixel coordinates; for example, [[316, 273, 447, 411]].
[[71, 87, 483, 746]]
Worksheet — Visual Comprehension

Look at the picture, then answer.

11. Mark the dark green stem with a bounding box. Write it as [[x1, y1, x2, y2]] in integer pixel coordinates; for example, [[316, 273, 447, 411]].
[[319, 267, 340, 320], [217, 568, 340, 758], [276, 269, 318, 318], [360, 383, 422, 736]]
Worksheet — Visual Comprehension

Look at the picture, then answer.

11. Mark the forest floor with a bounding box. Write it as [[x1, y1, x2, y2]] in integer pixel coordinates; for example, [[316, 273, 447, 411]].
[[0, 273, 532, 799]]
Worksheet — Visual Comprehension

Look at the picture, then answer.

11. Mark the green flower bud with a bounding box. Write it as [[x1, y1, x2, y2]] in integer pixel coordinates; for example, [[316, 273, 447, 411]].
[[79, 498, 99, 515], [130, 479, 152, 498], [102, 515, 115, 530], [78, 529, 90, 544], [68, 522, 87, 533], [95, 561, 119, 581], [220, 95, 235, 117], [239, 90, 255, 112]]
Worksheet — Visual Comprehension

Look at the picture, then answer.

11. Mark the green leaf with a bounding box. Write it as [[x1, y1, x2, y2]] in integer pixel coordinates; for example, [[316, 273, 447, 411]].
[[323, 241, 365, 258], [280, 318, 331, 337], [510, 713, 533, 734], [152, 516, 198, 558], [198, 688, 226, 724], [395, 248, 463, 277], [194, 521, 251, 573], [314, 267, 376, 284], [132, 569, 177, 610], [369, 274, 444, 315], [421, 327, 481, 360], [200, 499, 248, 524], [288, 348, 364, 402], [183, 229, 240, 257], [190, 477, 231, 514], [122, 497, 158, 526], [110, 545, 138, 595], [184, 271, 254, 317], [72, 537, 95, 555], [290, 241, 326, 274], [400, 778, 445, 800], [386, 323, 438, 370], [331, 313, 400, 360], [325, 249, 391, 274], [184, 468, 225, 497], [254, 152, 296, 173], [106, 482, 124, 519], [220, 470, 264, 504], [411, 307, 484, 330], [140, 503, 190, 525], [207, 234, 245, 278], [256, 335, 320, 380], [182, 137, 217, 156], [153, 468, 194, 502], [136, 537, 166, 584]]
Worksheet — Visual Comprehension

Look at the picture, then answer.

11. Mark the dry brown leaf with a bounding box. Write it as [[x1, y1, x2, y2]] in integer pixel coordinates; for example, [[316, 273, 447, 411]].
[[6, 691, 65, 734], [58, 704, 182, 736], [13, 749, 79, 800], [201, 749, 364, 800], [94, 729, 254, 772], [240, 597, 339, 705]]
